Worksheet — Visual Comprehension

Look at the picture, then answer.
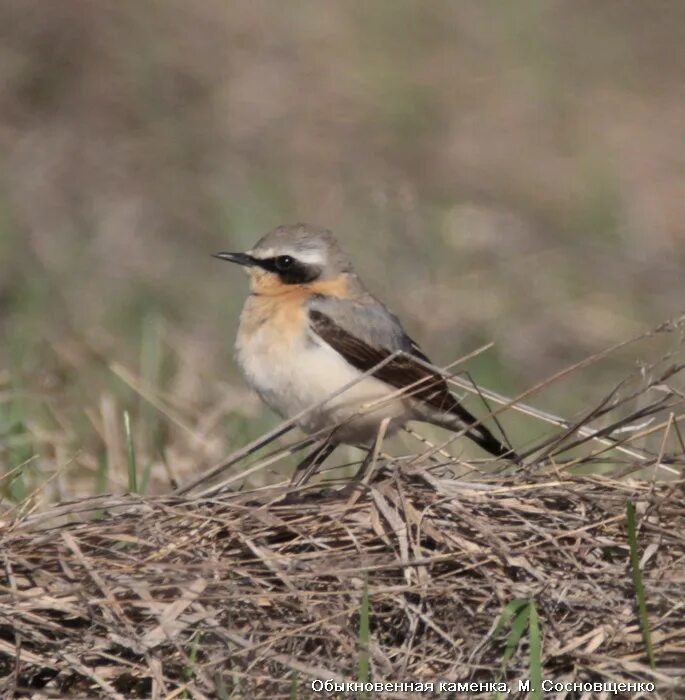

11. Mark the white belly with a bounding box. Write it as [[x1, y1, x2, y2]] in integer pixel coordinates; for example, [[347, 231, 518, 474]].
[[236, 320, 409, 444]]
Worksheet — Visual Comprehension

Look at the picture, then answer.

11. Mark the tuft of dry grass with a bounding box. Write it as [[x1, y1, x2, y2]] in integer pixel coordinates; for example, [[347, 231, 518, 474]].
[[1, 469, 684, 698]]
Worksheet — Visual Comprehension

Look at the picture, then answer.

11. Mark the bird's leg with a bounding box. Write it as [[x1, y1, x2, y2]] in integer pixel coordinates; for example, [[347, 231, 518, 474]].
[[351, 444, 375, 482], [290, 434, 339, 487], [351, 416, 392, 483], [340, 441, 384, 503]]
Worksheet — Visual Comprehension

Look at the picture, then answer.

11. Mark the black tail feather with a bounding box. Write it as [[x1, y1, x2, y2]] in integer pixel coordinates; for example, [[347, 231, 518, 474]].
[[425, 396, 519, 460]]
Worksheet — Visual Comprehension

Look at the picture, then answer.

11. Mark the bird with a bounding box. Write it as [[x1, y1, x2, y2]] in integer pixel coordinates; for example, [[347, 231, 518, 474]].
[[214, 223, 517, 485]]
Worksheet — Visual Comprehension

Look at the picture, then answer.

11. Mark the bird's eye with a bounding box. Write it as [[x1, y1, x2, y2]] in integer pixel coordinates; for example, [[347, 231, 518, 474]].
[[274, 255, 294, 271]]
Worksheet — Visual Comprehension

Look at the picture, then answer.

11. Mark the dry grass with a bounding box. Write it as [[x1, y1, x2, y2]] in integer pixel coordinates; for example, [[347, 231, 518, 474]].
[[1, 470, 684, 698], [2, 318, 685, 698]]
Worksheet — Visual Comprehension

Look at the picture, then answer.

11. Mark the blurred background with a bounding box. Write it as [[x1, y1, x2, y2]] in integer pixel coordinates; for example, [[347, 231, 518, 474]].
[[1, 1, 684, 501]]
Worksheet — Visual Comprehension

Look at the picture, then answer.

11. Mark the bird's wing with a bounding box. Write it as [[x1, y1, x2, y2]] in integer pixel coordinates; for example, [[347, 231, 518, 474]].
[[306, 296, 514, 458], [307, 296, 461, 413]]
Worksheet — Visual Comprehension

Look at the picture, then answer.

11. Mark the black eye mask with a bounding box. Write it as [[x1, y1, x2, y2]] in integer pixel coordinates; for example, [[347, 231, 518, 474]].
[[255, 256, 322, 284]]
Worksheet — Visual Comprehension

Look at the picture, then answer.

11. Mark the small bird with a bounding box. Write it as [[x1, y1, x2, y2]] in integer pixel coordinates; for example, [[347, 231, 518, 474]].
[[214, 224, 516, 484]]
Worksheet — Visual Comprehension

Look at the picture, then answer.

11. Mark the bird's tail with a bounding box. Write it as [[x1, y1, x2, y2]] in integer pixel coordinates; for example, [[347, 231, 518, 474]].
[[419, 397, 518, 460]]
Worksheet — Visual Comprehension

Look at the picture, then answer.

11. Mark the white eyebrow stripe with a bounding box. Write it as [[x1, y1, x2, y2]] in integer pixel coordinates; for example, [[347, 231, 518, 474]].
[[291, 250, 325, 265], [250, 248, 324, 266]]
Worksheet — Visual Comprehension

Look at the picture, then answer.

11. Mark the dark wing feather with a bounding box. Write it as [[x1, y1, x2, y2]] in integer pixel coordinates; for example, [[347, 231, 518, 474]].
[[309, 309, 454, 411], [307, 304, 514, 458]]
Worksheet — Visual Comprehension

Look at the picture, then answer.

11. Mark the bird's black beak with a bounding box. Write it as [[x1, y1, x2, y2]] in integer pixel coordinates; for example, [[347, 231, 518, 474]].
[[212, 252, 256, 266]]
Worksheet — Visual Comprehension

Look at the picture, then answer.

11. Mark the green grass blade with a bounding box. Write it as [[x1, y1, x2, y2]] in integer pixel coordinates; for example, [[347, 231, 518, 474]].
[[527, 601, 542, 700], [181, 631, 203, 698], [492, 598, 533, 700], [139, 460, 153, 495], [502, 603, 530, 666], [289, 670, 299, 700], [123, 410, 138, 494], [95, 451, 108, 495], [493, 598, 529, 640], [357, 575, 371, 685], [8, 464, 28, 503], [626, 499, 656, 668], [214, 674, 229, 700]]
